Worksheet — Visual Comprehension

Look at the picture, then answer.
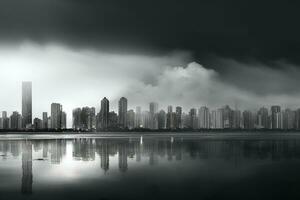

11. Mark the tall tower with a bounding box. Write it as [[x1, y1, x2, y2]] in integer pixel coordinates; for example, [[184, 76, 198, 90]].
[[135, 106, 142, 128], [100, 97, 109, 129], [175, 106, 182, 129], [149, 102, 158, 129], [271, 105, 281, 129], [118, 97, 128, 128], [51, 103, 62, 129], [22, 82, 32, 128]]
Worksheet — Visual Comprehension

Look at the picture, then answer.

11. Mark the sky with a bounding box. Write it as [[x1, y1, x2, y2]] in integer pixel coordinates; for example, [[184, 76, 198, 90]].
[[1, 0, 300, 127]]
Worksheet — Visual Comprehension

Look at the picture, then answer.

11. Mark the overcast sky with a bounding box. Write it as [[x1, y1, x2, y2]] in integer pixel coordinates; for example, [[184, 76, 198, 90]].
[[1, 0, 300, 127]]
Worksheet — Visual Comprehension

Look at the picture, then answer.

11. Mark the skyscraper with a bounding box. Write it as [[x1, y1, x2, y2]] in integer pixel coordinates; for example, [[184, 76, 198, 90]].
[[100, 97, 109, 129], [198, 106, 210, 129], [126, 109, 135, 129], [42, 112, 48, 129], [243, 110, 254, 129], [22, 82, 32, 128], [149, 102, 158, 129], [10, 111, 22, 130], [118, 97, 128, 129], [51, 103, 62, 129], [61, 112, 67, 129], [175, 106, 182, 129], [157, 110, 166, 129], [210, 110, 217, 129], [75, 107, 96, 131], [257, 107, 268, 128], [216, 108, 223, 129], [271, 105, 281, 129], [223, 105, 233, 128], [135, 106, 142, 128], [1, 111, 9, 129], [166, 106, 176, 129], [33, 118, 42, 129], [189, 108, 198, 129]]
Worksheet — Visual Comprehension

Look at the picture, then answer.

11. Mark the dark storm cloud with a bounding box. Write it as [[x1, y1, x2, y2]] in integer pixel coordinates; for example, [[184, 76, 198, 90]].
[[1, 0, 300, 62]]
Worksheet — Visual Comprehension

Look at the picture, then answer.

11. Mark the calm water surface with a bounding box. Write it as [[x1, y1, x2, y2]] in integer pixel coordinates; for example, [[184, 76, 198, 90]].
[[1, 133, 300, 200]]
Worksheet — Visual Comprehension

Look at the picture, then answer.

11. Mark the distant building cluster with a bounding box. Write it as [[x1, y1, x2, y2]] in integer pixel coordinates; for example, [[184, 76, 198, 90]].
[[78, 99, 300, 131], [0, 82, 67, 130], [1, 82, 300, 131]]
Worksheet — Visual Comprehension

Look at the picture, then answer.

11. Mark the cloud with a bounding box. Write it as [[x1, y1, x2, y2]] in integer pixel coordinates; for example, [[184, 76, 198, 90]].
[[0, 42, 190, 126], [122, 61, 300, 112], [1, 42, 300, 127]]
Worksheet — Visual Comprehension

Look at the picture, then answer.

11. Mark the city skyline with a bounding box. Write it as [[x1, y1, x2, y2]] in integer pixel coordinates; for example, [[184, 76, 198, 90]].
[[1, 82, 300, 130]]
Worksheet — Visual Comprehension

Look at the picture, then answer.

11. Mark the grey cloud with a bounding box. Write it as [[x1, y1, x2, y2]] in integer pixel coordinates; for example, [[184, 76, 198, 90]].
[[1, 42, 300, 127]]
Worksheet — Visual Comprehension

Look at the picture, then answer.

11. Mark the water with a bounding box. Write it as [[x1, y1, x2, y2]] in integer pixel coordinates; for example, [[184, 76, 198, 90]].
[[1, 133, 300, 200]]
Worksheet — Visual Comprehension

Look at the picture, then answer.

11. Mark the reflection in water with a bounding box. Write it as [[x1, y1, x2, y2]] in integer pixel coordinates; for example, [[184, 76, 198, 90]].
[[21, 141, 32, 194], [1, 136, 300, 199], [118, 142, 128, 172], [50, 140, 66, 164], [97, 140, 109, 171]]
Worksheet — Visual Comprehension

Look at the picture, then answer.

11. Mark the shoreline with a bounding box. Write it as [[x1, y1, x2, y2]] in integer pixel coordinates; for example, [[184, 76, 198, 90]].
[[1, 131, 300, 140]]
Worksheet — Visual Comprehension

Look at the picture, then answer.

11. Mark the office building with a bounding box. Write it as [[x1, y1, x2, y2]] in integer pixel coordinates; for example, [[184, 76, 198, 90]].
[[118, 97, 128, 129], [198, 106, 210, 129], [51, 103, 62, 129], [22, 82, 32, 128]]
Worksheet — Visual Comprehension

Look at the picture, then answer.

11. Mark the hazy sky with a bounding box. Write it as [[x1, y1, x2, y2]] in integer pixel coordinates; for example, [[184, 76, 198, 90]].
[[1, 0, 300, 126]]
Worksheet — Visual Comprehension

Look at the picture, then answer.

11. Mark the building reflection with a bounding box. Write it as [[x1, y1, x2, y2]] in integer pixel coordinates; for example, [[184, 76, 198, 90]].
[[21, 141, 32, 194], [49, 140, 66, 164], [73, 139, 95, 161], [96, 140, 110, 172], [118, 141, 128, 172], [2, 136, 300, 195]]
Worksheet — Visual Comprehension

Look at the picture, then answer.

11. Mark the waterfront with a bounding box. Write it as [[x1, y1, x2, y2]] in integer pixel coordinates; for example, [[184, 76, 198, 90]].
[[1, 133, 300, 200]]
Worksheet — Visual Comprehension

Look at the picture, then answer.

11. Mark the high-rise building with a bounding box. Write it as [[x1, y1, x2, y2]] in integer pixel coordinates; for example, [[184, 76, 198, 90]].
[[22, 82, 32, 128], [10, 111, 22, 129], [216, 108, 223, 129], [73, 108, 82, 130], [257, 107, 269, 129], [198, 106, 210, 129], [149, 102, 158, 114], [42, 112, 48, 129], [142, 111, 151, 129], [61, 112, 67, 129], [118, 97, 128, 129], [189, 108, 197, 129], [243, 110, 254, 129], [51, 103, 62, 129], [157, 110, 166, 129], [283, 109, 296, 130], [232, 110, 242, 129], [77, 107, 95, 130], [223, 105, 233, 128], [108, 111, 118, 128], [47, 117, 51, 129], [33, 118, 42, 129], [295, 108, 300, 130], [149, 102, 158, 129], [271, 105, 281, 129], [126, 109, 135, 129], [210, 110, 217, 129], [1, 111, 9, 129], [0, 117, 2, 129], [175, 106, 182, 129], [135, 106, 142, 128], [2, 111, 7, 119], [100, 97, 109, 129], [166, 106, 176, 129]]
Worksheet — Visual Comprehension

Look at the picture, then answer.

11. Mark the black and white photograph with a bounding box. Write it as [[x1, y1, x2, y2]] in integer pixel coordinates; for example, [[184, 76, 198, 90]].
[[1, 0, 300, 199]]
